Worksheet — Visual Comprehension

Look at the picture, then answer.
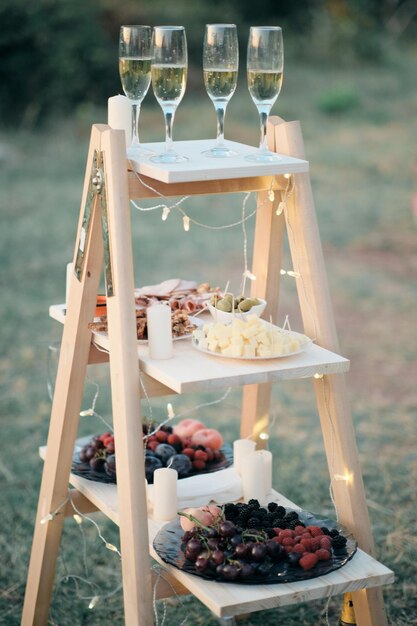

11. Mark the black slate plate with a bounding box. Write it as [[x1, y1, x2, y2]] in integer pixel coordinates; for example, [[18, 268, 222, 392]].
[[153, 510, 357, 584], [71, 436, 233, 485]]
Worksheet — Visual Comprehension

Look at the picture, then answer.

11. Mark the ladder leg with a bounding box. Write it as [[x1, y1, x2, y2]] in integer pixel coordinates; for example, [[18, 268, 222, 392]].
[[241, 119, 286, 447], [101, 128, 153, 625], [21, 125, 106, 625], [274, 117, 389, 626]]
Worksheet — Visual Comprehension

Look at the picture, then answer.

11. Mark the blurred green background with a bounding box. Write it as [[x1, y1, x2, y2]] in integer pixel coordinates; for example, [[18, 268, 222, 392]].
[[1, 1, 416, 625]]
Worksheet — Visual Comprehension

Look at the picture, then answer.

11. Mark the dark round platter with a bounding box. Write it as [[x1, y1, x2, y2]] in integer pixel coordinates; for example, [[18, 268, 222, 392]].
[[71, 436, 233, 485], [153, 510, 357, 585]]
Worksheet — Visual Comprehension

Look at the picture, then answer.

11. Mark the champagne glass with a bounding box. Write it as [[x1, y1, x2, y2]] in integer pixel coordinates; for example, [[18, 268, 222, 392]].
[[246, 26, 284, 162], [151, 26, 188, 163], [119, 25, 152, 158], [202, 24, 238, 158]]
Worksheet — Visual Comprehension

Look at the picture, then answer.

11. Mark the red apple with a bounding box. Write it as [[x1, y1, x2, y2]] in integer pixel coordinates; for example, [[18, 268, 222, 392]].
[[191, 428, 223, 451], [173, 419, 205, 441]]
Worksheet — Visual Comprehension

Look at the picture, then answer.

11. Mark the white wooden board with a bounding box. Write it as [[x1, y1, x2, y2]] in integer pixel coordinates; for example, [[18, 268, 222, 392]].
[[38, 445, 394, 618], [129, 139, 309, 184], [50, 304, 350, 393]]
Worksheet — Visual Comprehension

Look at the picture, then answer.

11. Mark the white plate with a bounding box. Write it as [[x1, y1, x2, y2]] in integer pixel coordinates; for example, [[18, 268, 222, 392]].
[[192, 327, 312, 360], [138, 316, 204, 344]]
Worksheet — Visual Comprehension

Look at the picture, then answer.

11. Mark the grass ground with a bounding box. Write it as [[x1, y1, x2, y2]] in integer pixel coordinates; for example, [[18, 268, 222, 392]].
[[1, 44, 416, 625]]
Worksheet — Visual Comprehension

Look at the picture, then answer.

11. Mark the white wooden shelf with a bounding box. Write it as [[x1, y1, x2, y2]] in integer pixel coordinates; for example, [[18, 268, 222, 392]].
[[50, 304, 349, 394], [38, 446, 394, 618], [129, 139, 309, 184]]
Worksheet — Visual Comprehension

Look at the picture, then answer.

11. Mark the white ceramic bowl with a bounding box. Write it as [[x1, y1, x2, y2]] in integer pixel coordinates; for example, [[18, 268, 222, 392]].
[[207, 298, 267, 324]]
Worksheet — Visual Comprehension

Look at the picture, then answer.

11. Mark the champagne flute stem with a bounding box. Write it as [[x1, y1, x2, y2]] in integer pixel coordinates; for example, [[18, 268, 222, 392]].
[[258, 105, 271, 152], [215, 104, 226, 147], [163, 107, 176, 153], [131, 103, 141, 147]]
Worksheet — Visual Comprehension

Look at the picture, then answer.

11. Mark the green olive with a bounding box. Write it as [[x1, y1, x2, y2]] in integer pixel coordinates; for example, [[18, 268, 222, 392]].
[[216, 299, 233, 312], [237, 298, 253, 312]]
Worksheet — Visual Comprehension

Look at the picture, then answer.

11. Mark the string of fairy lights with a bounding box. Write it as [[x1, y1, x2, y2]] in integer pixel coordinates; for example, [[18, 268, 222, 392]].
[[42, 170, 353, 624]]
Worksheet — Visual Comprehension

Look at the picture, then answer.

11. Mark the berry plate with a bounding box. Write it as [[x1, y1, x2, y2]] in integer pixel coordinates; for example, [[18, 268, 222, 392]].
[[71, 436, 233, 485], [153, 509, 357, 585]]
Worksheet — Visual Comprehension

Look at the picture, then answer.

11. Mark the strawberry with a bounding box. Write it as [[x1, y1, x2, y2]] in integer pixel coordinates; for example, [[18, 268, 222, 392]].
[[299, 553, 319, 570], [316, 548, 331, 561]]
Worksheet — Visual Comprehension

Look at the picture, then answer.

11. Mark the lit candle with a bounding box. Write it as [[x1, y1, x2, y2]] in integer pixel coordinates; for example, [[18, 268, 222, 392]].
[[233, 439, 256, 476], [256, 450, 273, 496], [241, 452, 266, 503], [108, 95, 132, 149], [153, 467, 178, 521], [66, 262, 74, 307], [147, 304, 173, 359]]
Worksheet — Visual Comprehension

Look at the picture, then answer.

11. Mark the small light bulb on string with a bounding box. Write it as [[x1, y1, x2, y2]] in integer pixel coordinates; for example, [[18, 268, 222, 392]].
[[183, 215, 190, 232], [314, 372, 324, 379], [161, 206, 170, 221], [167, 403, 175, 419], [284, 173, 291, 179], [105, 542, 119, 553], [259, 432, 270, 441], [276, 201, 286, 216], [73, 514, 83, 525], [40, 513, 54, 525], [80, 409, 94, 417], [88, 595, 100, 609], [268, 190, 275, 202], [243, 269, 256, 281], [334, 472, 353, 484], [280, 269, 300, 278]]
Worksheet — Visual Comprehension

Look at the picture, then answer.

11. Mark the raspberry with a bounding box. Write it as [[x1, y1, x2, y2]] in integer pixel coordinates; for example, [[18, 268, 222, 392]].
[[307, 525, 323, 537], [302, 532, 313, 540], [99, 432, 112, 442], [273, 527, 284, 535], [294, 525, 306, 534], [279, 529, 294, 538], [204, 447, 214, 461], [147, 441, 159, 452], [299, 553, 319, 570], [282, 537, 295, 546], [182, 448, 195, 459], [316, 548, 331, 561], [292, 543, 305, 554], [194, 449, 208, 462], [167, 434, 182, 450], [300, 538, 313, 551], [284, 544, 294, 554], [320, 536, 332, 549], [155, 430, 168, 443], [311, 538, 321, 551], [192, 459, 206, 470]]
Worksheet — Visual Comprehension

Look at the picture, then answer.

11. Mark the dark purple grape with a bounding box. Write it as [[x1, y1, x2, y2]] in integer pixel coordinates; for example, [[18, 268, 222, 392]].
[[219, 521, 236, 538], [184, 538, 203, 562], [207, 538, 220, 551], [250, 543, 267, 562], [83, 446, 97, 461], [144, 452, 163, 481], [207, 527, 219, 538], [230, 534, 242, 547], [195, 555, 209, 571], [216, 564, 225, 577], [78, 448, 89, 463], [240, 563, 255, 578], [182, 530, 194, 543], [265, 540, 284, 561], [166, 454, 192, 477], [287, 552, 301, 567], [210, 549, 225, 566], [222, 564, 240, 580], [234, 543, 250, 559], [154, 443, 177, 464], [89, 457, 105, 471], [257, 562, 272, 576]]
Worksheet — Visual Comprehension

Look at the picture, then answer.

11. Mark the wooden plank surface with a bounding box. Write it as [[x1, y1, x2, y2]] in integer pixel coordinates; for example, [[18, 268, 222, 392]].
[[128, 139, 308, 184], [37, 449, 395, 620]]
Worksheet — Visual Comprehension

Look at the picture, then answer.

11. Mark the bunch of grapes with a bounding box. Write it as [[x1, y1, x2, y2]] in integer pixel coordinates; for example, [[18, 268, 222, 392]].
[[179, 500, 347, 580], [78, 432, 115, 477]]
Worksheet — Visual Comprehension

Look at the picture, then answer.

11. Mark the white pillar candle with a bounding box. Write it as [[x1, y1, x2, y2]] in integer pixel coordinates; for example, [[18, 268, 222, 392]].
[[241, 452, 266, 503], [108, 95, 132, 149], [256, 449, 273, 496], [233, 439, 256, 476], [147, 304, 173, 359], [66, 262, 74, 307], [153, 467, 178, 522]]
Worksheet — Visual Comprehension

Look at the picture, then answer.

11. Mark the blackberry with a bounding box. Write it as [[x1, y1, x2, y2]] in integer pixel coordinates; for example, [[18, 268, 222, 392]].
[[287, 520, 298, 530], [275, 506, 286, 518], [329, 528, 340, 538], [247, 517, 260, 528], [284, 511, 299, 521], [248, 499, 261, 509], [266, 528, 276, 538], [224, 503, 239, 520], [321, 526, 330, 535], [267, 502, 278, 512], [331, 535, 347, 549]]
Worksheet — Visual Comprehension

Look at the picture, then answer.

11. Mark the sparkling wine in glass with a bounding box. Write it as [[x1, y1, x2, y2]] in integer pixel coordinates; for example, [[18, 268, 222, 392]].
[[151, 26, 188, 163], [202, 24, 238, 158], [119, 25, 152, 158], [246, 26, 284, 162]]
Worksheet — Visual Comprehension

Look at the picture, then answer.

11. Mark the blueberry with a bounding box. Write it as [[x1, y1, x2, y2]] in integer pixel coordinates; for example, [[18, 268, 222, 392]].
[[155, 443, 177, 465], [166, 454, 192, 477]]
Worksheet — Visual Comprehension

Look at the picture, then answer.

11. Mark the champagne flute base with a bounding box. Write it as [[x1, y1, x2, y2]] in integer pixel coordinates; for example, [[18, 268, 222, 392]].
[[127, 144, 155, 159], [202, 145, 238, 158], [245, 150, 282, 163], [150, 151, 188, 164]]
